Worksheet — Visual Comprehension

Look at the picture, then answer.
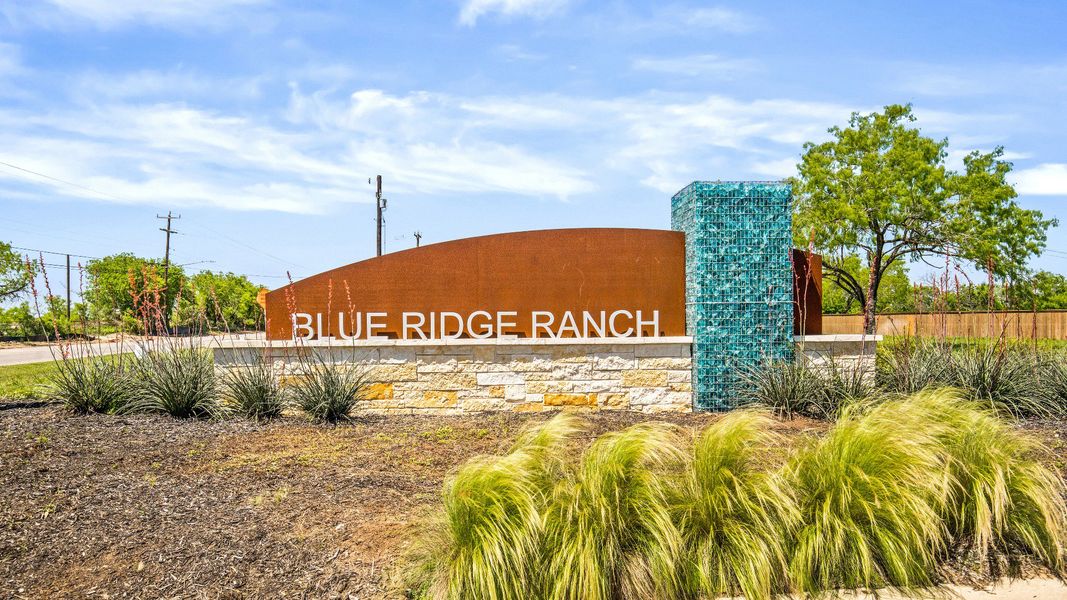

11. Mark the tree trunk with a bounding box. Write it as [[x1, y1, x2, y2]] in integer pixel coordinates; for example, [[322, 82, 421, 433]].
[[862, 257, 880, 335]]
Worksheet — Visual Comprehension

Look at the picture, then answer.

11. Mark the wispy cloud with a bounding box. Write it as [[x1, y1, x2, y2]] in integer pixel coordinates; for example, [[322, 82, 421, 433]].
[[1014, 163, 1067, 196], [458, 0, 570, 26], [632, 54, 758, 78], [683, 6, 759, 33], [10, 0, 271, 29]]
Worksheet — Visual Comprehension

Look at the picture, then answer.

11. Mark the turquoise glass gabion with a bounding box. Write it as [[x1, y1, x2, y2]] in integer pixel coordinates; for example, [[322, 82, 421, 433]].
[[671, 181, 794, 410]]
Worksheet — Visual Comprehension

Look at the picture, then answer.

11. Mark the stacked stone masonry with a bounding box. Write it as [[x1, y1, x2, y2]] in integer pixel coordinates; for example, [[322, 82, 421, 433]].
[[213, 339, 695, 415]]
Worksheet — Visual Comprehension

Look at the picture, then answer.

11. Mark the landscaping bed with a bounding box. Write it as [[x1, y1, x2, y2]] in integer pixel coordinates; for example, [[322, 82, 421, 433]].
[[0, 403, 1063, 599]]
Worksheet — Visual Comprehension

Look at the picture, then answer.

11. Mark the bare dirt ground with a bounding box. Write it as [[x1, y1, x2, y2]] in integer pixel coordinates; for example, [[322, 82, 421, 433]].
[[0, 404, 1063, 599]]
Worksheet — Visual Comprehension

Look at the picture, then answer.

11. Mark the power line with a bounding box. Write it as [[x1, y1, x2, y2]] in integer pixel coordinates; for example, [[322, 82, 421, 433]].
[[11, 246, 98, 260], [0, 159, 129, 203]]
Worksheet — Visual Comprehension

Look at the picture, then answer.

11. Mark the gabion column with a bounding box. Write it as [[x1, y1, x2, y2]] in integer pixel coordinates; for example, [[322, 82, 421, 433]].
[[671, 181, 794, 410]]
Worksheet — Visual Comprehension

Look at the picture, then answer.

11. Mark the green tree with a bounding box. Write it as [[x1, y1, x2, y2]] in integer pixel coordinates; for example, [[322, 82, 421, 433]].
[[0, 241, 33, 301], [822, 256, 914, 314], [84, 254, 185, 330], [1006, 271, 1067, 310], [793, 104, 1054, 333], [174, 271, 264, 331]]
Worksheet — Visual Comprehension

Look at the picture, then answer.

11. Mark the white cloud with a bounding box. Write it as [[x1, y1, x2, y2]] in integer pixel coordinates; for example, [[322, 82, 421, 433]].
[[0, 43, 20, 76], [458, 0, 570, 26], [750, 158, 797, 179], [684, 7, 758, 33], [1014, 163, 1067, 196], [20, 0, 270, 28], [632, 54, 758, 78]]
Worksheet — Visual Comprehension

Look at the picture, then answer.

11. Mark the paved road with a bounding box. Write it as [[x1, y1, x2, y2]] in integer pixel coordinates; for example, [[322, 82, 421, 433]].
[[0, 334, 264, 366]]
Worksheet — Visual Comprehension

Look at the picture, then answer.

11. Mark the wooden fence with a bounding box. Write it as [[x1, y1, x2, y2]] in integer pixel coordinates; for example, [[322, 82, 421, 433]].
[[822, 311, 1067, 340]]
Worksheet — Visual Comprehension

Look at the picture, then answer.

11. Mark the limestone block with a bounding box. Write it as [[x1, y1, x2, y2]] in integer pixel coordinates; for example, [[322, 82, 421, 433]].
[[621, 369, 669, 388], [417, 372, 478, 390], [513, 402, 544, 413], [669, 382, 693, 392], [378, 347, 417, 363], [634, 344, 685, 358], [544, 393, 597, 407], [487, 385, 505, 398], [417, 359, 464, 373], [550, 347, 591, 363], [637, 357, 692, 370], [477, 372, 524, 386], [524, 393, 545, 404], [369, 363, 418, 382], [462, 397, 509, 412], [628, 387, 691, 407], [600, 393, 630, 409], [364, 382, 394, 400], [417, 391, 459, 408], [667, 369, 692, 383], [504, 385, 525, 401], [592, 353, 636, 371]]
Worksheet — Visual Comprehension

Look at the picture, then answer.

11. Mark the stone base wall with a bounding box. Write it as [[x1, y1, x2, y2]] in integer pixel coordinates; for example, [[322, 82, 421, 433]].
[[795, 335, 880, 373], [213, 338, 694, 415]]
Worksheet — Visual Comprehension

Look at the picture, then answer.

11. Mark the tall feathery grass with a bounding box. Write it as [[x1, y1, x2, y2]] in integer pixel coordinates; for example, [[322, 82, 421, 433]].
[[898, 390, 1067, 576], [543, 423, 684, 600], [784, 398, 949, 594], [406, 414, 579, 600], [673, 410, 797, 600], [405, 392, 1066, 598]]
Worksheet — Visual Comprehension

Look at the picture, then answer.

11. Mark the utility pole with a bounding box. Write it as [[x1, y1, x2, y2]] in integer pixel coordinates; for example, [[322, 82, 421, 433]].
[[65, 254, 71, 321], [374, 175, 387, 257], [157, 211, 180, 332], [414, 231, 422, 248]]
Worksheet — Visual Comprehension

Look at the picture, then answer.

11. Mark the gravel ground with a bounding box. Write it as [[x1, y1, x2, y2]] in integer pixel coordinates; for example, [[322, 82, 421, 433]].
[[0, 404, 1062, 599]]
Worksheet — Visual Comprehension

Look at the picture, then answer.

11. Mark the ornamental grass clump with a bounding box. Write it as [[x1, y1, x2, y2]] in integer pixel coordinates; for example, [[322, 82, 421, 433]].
[[949, 345, 1050, 418], [51, 355, 138, 414], [900, 390, 1067, 576], [543, 423, 684, 600], [785, 399, 948, 595], [222, 360, 287, 421], [130, 348, 220, 418], [737, 360, 824, 419], [406, 414, 580, 600], [673, 410, 798, 600], [290, 356, 370, 423], [1039, 357, 1067, 416], [876, 337, 952, 394]]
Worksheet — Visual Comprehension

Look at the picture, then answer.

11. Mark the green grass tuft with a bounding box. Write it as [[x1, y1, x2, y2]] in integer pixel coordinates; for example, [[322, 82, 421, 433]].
[[51, 354, 139, 414], [222, 360, 287, 421], [290, 356, 370, 424], [674, 410, 798, 600], [129, 349, 220, 418]]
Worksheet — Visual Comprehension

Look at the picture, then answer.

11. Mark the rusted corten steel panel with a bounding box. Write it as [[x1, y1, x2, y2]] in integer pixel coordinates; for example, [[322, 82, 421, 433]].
[[265, 228, 687, 340], [791, 249, 823, 335]]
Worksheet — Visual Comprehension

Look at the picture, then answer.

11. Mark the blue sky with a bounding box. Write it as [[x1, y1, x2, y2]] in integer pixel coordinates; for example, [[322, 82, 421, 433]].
[[1, 0, 1066, 295]]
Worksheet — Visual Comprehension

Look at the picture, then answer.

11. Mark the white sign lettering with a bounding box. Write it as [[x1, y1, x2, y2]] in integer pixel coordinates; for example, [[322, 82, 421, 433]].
[[289, 309, 661, 341]]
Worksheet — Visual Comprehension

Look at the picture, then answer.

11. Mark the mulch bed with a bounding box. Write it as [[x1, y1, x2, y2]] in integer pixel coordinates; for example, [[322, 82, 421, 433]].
[[0, 405, 1061, 599]]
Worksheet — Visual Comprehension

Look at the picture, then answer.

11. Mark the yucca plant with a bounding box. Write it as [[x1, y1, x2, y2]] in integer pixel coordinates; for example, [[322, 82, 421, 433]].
[[898, 390, 1067, 576], [737, 360, 824, 419], [786, 399, 948, 594], [1037, 357, 1067, 417], [811, 354, 875, 418], [673, 410, 798, 600], [222, 360, 287, 420], [949, 345, 1050, 418], [129, 348, 220, 418], [290, 356, 370, 423], [876, 337, 952, 394], [51, 355, 138, 414], [405, 414, 580, 600], [543, 423, 684, 600]]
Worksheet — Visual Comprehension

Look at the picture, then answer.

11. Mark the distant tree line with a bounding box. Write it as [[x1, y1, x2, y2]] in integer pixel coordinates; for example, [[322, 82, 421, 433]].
[[0, 244, 265, 338]]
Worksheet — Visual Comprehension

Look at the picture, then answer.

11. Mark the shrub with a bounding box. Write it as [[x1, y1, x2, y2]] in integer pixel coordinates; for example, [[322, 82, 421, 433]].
[[949, 345, 1051, 418], [876, 337, 952, 394], [737, 360, 824, 419], [812, 354, 875, 418], [51, 355, 138, 414], [130, 348, 220, 418], [290, 356, 370, 423], [222, 360, 286, 420], [543, 423, 684, 600], [785, 399, 947, 594], [900, 390, 1067, 575], [673, 410, 797, 600], [1038, 357, 1067, 417], [406, 415, 579, 600]]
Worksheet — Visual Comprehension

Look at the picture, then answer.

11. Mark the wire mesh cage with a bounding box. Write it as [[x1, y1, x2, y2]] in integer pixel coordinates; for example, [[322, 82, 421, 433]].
[[672, 181, 794, 410]]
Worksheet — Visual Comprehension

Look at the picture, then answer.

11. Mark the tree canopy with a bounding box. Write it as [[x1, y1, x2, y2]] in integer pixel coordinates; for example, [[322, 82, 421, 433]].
[[83, 253, 185, 330], [0, 241, 33, 302], [174, 271, 264, 331], [792, 104, 1054, 332]]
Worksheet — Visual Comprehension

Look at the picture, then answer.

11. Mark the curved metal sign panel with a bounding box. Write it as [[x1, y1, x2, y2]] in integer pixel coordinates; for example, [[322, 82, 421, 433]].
[[265, 228, 686, 340]]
